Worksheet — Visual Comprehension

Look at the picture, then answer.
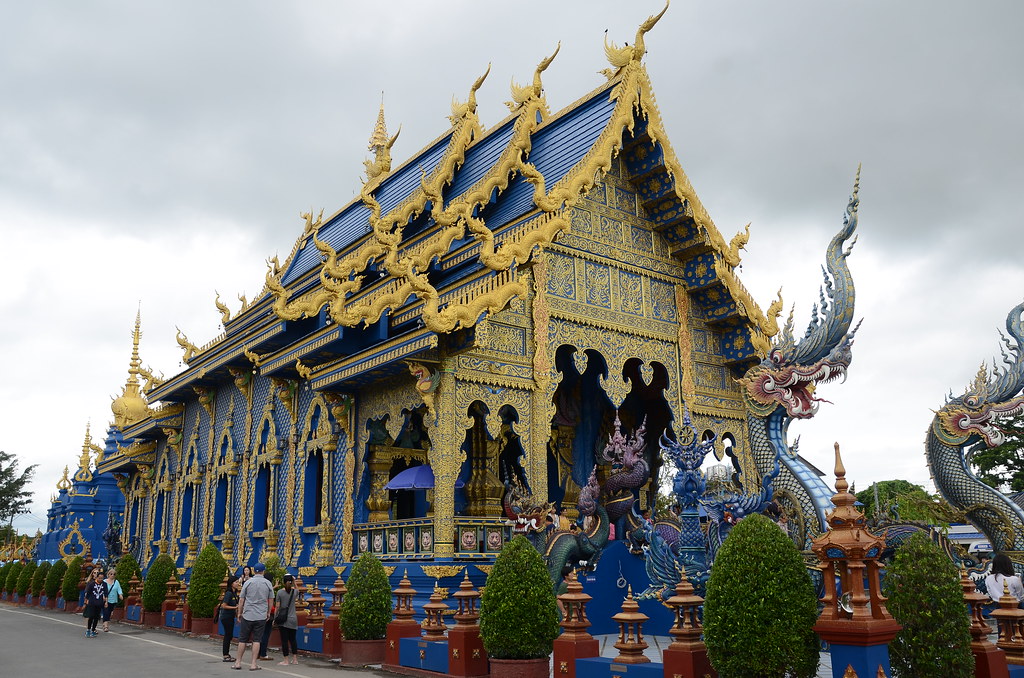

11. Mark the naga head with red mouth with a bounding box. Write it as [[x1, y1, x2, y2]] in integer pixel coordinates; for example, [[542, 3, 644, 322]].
[[502, 478, 555, 535], [738, 336, 853, 419], [934, 302, 1024, 448]]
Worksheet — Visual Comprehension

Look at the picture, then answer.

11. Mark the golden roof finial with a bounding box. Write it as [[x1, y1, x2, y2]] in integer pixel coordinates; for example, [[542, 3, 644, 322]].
[[368, 93, 388, 152], [508, 43, 560, 110], [364, 94, 401, 183], [112, 309, 152, 428], [601, 0, 670, 80], [74, 422, 95, 483], [56, 465, 71, 491]]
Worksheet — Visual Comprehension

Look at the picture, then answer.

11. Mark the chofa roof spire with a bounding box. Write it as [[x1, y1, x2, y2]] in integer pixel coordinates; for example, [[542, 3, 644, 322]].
[[601, 0, 670, 80], [364, 94, 401, 184], [111, 308, 151, 429]]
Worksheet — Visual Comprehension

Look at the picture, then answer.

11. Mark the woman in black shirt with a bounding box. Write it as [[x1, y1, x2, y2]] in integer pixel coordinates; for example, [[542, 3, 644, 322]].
[[220, 576, 241, 661], [83, 568, 108, 638]]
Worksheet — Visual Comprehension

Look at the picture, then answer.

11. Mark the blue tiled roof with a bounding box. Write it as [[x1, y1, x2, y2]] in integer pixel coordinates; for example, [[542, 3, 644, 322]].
[[283, 84, 619, 286]]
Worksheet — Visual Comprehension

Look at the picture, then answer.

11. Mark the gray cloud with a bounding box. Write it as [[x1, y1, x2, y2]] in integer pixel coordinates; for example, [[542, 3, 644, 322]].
[[1, 0, 1021, 530]]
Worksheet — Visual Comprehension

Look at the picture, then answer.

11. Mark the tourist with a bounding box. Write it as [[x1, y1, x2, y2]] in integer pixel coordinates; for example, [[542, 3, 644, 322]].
[[257, 599, 275, 662], [239, 565, 253, 584], [274, 575, 300, 666], [234, 562, 274, 670], [219, 576, 241, 662], [83, 568, 108, 638], [101, 567, 123, 632], [985, 553, 1024, 605]]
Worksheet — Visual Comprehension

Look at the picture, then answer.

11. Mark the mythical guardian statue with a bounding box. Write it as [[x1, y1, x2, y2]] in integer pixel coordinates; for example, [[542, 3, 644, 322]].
[[928, 301, 1024, 553], [736, 172, 864, 545]]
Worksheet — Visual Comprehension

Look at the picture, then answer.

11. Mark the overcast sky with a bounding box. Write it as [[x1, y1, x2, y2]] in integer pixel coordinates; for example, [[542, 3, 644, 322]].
[[2, 1, 1022, 534]]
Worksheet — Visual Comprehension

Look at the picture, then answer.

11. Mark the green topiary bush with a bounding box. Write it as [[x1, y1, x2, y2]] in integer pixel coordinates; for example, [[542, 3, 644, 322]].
[[45, 559, 67, 599], [187, 543, 227, 618], [261, 553, 286, 589], [17, 562, 37, 596], [339, 552, 392, 640], [61, 556, 83, 603], [704, 513, 820, 678], [141, 554, 175, 612], [7, 563, 24, 595], [0, 562, 13, 593], [479, 534, 560, 659], [882, 531, 973, 678], [31, 562, 50, 596], [115, 552, 140, 606]]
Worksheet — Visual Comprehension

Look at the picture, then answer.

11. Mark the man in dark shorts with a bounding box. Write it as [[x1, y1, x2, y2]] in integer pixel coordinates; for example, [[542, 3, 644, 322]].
[[234, 562, 274, 671]]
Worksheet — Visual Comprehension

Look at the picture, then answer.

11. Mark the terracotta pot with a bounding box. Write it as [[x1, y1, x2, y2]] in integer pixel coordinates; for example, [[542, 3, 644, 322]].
[[489, 657, 551, 678], [190, 617, 216, 636], [46, 598, 57, 609], [340, 638, 387, 666], [143, 610, 163, 627]]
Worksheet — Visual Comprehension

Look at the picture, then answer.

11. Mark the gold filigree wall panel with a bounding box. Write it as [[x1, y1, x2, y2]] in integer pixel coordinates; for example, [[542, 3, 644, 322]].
[[547, 317, 681, 423]]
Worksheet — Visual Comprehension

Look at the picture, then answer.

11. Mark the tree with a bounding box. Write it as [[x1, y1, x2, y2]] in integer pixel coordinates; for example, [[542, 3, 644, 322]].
[[855, 479, 949, 523], [61, 556, 83, 603], [479, 534, 560, 659], [338, 552, 392, 640], [45, 559, 67, 599], [882, 531, 973, 678], [115, 552, 140, 606], [703, 514, 820, 678], [0, 450, 37, 527], [187, 543, 227, 618], [970, 414, 1024, 492], [141, 554, 175, 612]]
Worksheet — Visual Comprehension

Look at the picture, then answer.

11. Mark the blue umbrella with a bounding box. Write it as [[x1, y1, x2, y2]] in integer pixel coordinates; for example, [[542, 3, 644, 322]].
[[383, 464, 465, 490]]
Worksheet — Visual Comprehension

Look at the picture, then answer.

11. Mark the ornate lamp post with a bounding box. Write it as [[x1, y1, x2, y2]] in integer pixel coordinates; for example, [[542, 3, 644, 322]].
[[811, 443, 901, 678]]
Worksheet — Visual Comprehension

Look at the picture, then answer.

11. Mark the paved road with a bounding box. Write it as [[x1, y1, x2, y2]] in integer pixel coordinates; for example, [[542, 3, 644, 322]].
[[1, 606, 837, 678], [0, 605, 371, 678]]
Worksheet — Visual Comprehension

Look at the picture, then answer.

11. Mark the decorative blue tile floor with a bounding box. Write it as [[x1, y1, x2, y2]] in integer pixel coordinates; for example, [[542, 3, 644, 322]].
[[590, 634, 834, 677]]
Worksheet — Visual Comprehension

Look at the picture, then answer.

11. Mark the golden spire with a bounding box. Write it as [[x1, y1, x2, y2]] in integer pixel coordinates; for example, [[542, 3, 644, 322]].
[[56, 465, 71, 492], [74, 422, 95, 483], [368, 94, 389, 152], [364, 95, 401, 183], [111, 308, 152, 428]]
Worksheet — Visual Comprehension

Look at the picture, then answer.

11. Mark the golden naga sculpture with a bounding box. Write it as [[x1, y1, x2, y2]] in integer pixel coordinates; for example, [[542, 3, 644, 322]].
[[215, 290, 231, 324], [726, 223, 751, 268], [508, 42, 560, 111], [364, 100, 401, 183], [449, 63, 490, 125], [175, 327, 199, 364], [600, 0, 670, 80], [137, 365, 164, 393], [301, 208, 325, 236]]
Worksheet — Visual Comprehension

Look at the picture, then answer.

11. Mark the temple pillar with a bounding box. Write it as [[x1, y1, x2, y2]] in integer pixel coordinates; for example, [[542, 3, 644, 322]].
[[429, 361, 460, 558]]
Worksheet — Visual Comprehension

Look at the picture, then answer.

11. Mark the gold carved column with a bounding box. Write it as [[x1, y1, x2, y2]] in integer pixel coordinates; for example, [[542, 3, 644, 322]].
[[429, 357, 460, 558]]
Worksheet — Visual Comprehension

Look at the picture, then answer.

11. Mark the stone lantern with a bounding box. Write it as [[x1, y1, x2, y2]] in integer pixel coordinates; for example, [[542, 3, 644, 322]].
[[421, 584, 449, 641], [448, 570, 487, 677], [384, 569, 421, 667], [811, 443, 901, 678]]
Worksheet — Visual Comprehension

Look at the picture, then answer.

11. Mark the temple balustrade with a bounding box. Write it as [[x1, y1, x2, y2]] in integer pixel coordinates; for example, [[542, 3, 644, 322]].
[[352, 517, 511, 561]]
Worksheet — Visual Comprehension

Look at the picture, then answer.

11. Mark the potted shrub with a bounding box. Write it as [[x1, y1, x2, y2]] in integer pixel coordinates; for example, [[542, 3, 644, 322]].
[[45, 559, 66, 609], [114, 552, 140, 619], [0, 562, 13, 599], [17, 561, 37, 604], [704, 513, 819, 678], [61, 556, 84, 612], [479, 535, 559, 678], [186, 543, 227, 636], [141, 554, 175, 627], [7, 562, 24, 603], [883, 531, 973, 677], [339, 552, 392, 665], [31, 561, 50, 606]]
